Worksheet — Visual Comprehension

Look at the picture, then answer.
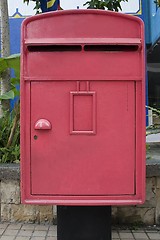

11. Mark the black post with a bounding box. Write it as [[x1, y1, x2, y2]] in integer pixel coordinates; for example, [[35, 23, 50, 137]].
[[57, 206, 111, 240]]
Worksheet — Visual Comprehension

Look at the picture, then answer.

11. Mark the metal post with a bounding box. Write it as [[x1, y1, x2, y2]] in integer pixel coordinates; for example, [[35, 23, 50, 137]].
[[57, 206, 111, 240]]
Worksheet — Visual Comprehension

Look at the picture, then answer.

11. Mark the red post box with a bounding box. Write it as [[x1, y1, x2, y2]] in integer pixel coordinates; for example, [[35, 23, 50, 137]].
[[21, 10, 145, 206]]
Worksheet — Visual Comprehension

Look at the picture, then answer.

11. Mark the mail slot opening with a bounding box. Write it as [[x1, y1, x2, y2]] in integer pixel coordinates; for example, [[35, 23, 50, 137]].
[[84, 45, 139, 51], [27, 45, 82, 52]]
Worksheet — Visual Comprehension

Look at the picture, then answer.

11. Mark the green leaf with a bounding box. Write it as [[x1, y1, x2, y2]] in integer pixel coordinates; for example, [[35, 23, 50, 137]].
[[5, 54, 20, 78], [11, 77, 20, 85], [84, 0, 129, 11], [0, 90, 15, 100], [13, 88, 20, 97], [0, 54, 20, 79], [0, 58, 8, 74]]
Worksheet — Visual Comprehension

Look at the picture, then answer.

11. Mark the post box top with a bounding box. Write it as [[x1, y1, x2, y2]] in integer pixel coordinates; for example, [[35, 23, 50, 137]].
[[21, 10, 145, 82], [22, 9, 144, 43]]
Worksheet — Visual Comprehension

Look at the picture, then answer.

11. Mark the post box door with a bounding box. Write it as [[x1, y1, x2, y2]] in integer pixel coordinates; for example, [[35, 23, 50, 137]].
[[31, 80, 135, 196]]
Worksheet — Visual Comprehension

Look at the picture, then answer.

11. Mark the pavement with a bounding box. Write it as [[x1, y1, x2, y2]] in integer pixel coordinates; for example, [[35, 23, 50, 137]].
[[146, 132, 160, 143], [146, 142, 160, 163], [0, 223, 160, 240]]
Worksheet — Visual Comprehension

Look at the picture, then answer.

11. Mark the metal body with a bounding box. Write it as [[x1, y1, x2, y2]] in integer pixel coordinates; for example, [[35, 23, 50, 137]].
[[21, 10, 146, 205]]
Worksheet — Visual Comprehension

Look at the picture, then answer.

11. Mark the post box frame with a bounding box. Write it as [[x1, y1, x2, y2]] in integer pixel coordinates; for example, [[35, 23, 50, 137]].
[[21, 10, 146, 206]]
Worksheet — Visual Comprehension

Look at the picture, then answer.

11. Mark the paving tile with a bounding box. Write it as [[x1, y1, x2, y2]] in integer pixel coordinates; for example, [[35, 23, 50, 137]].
[[21, 224, 36, 230], [0, 236, 15, 240], [112, 231, 119, 239], [146, 232, 160, 239], [119, 232, 134, 239], [133, 232, 149, 239], [0, 229, 6, 235], [3, 229, 19, 236], [48, 225, 57, 231], [32, 230, 47, 237], [0, 224, 9, 229], [34, 224, 49, 231], [17, 229, 33, 236], [47, 230, 57, 237], [134, 239, 150, 240], [15, 237, 30, 240], [46, 238, 57, 240], [30, 237, 46, 240], [6, 224, 22, 230], [0, 223, 159, 240]]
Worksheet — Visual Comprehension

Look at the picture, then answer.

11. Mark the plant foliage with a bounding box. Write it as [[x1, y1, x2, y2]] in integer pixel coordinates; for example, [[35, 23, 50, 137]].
[[84, 0, 128, 11], [0, 54, 20, 163], [0, 54, 20, 100], [23, 0, 41, 13], [0, 107, 20, 163], [23, 0, 129, 12]]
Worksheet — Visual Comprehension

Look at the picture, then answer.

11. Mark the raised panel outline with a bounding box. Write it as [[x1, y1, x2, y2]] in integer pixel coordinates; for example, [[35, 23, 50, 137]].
[[70, 91, 96, 135]]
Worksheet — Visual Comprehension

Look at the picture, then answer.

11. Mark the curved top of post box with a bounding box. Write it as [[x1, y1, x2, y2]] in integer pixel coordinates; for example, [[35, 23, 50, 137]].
[[21, 9, 144, 41]]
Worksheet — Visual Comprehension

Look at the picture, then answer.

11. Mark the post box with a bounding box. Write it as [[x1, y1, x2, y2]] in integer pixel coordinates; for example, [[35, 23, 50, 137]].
[[21, 10, 145, 206]]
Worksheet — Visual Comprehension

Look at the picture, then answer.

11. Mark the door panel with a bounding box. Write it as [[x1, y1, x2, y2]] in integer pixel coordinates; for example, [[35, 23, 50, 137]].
[[31, 81, 135, 195]]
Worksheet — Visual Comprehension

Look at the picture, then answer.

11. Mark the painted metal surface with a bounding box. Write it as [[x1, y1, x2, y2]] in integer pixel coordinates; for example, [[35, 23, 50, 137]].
[[21, 10, 146, 205]]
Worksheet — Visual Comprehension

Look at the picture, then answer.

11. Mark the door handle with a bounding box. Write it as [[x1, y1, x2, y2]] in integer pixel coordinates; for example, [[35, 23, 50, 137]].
[[34, 119, 52, 130]]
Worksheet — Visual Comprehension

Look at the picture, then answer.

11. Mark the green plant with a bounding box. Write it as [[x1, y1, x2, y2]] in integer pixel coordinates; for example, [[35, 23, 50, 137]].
[[23, 0, 41, 13], [24, 0, 129, 12], [0, 54, 20, 163], [0, 106, 20, 163], [0, 54, 20, 101], [84, 0, 129, 11]]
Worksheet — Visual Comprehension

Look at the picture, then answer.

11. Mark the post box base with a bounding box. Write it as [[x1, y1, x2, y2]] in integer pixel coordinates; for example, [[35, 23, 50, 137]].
[[57, 206, 111, 240]]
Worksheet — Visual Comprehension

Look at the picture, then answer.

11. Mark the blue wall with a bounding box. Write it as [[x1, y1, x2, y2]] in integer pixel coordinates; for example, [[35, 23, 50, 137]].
[[10, 18, 24, 109], [0, 17, 24, 55], [9, 18, 24, 54], [143, 0, 160, 46]]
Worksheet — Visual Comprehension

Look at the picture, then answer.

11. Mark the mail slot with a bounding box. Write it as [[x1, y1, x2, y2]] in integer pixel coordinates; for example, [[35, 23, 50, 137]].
[[21, 10, 145, 205]]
